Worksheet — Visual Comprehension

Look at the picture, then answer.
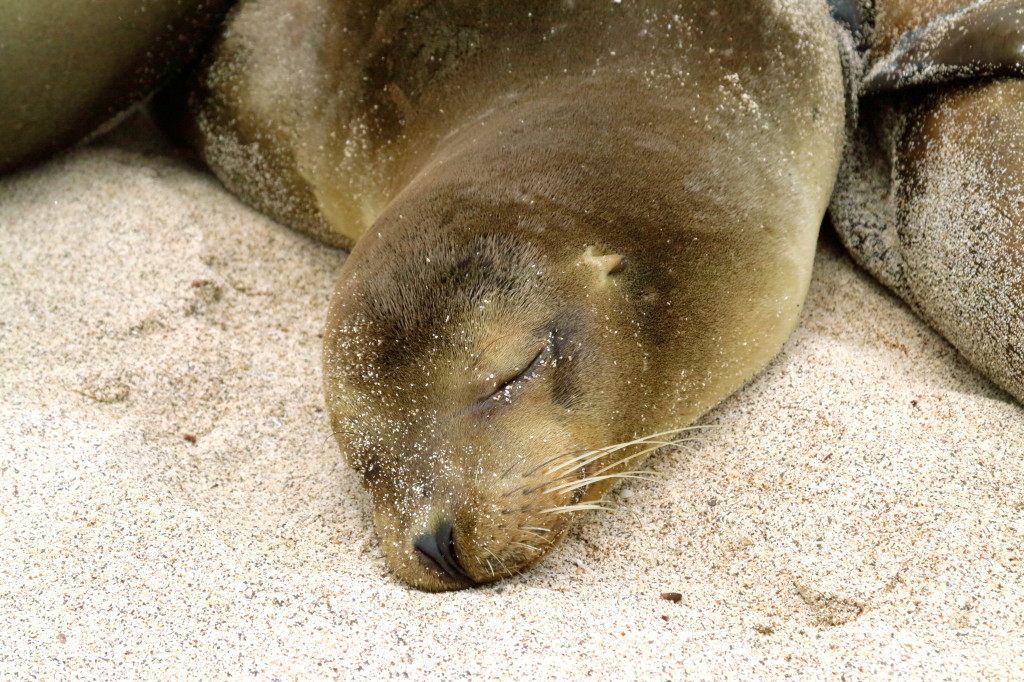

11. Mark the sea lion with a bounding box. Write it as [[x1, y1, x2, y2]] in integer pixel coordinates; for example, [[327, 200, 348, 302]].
[[830, 0, 1024, 401], [0, 0, 235, 173], [4, 0, 1017, 590], [180, 0, 847, 590]]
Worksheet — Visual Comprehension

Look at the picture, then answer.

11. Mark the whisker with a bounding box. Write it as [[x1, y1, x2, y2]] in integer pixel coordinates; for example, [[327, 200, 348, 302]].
[[542, 471, 660, 496], [555, 439, 679, 476], [484, 547, 512, 576], [321, 425, 367, 454], [590, 437, 700, 477], [521, 440, 676, 495], [537, 501, 617, 515], [543, 425, 711, 477], [517, 446, 595, 479], [607, 425, 713, 451], [543, 446, 612, 477], [517, 527, 555, 545], [520, 434, 703, 496], [510, 541, 541, 554], [536, 434, 698, 497], [321, 430, 343, 451], [510, 424, 716, 481], [511, 443, 638, 496]]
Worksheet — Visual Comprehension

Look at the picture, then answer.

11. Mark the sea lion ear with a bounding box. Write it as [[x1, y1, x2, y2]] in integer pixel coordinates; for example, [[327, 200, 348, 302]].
[[582, 246, 625, 279], [863, 1, 1024, 94]]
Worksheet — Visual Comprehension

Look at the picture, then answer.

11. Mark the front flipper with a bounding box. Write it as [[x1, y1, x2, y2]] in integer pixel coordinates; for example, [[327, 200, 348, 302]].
[[864, 0, 1024, 93]]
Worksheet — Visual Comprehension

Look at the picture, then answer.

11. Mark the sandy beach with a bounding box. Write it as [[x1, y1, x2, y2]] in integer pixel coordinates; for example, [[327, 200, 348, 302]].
[[1, 116, 1022, 680]]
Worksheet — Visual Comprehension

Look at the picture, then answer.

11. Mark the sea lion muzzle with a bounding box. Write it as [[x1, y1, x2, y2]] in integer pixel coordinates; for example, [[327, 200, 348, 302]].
[[413, 522, 476, 586]]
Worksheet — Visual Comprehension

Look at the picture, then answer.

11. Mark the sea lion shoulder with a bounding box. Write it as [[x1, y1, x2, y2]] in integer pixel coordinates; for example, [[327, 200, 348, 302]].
[[0, 0, 233, 173]]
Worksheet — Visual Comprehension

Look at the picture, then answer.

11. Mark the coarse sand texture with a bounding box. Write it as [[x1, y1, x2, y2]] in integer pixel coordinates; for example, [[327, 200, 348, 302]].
[[1, 119, 1022, 680]]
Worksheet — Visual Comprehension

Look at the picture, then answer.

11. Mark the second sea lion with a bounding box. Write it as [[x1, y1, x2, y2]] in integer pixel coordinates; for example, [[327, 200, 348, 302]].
[[0, 0, 235, 173], [830, 0, 1024, 401]]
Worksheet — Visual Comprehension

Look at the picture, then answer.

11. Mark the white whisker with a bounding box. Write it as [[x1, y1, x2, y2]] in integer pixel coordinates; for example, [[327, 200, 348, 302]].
[[590, 437, 700, 477], [544, 447, 608, 477], [544, 424, 711, 477], [563, 439, 680, 475], [510, 541, 541, 554], [539, 501, 617, 515], [484, 547, 512, 576], [543, 470, 660, 496]]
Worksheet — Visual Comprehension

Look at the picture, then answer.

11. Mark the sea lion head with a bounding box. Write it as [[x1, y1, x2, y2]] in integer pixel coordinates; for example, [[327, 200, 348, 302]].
[[323, 193, 659, 591]]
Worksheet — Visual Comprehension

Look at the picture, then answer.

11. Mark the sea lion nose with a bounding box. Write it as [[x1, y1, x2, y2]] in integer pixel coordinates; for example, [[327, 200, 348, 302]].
[[413, 522, 475, 584]]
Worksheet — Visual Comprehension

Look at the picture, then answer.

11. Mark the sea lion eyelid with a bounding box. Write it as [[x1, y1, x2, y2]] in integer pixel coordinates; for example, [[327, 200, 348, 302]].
[[481, 334, 554, 403]]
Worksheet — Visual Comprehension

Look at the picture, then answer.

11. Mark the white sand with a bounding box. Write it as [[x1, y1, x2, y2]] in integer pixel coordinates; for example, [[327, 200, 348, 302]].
[[2, 117, 1022, 680]]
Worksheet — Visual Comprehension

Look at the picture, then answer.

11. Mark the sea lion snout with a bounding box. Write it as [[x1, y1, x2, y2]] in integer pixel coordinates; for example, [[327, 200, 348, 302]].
[[412, 522, 476, 586], [370, 459, 582, 591]]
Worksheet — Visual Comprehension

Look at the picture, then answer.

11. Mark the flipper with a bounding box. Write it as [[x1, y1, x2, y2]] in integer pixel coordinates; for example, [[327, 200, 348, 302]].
[[864, 0, 1024, 93]]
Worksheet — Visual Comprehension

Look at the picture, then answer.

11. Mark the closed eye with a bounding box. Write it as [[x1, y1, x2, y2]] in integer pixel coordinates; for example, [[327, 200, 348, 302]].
[[480, 331, 555, 404], [490, 346, 545, 397]]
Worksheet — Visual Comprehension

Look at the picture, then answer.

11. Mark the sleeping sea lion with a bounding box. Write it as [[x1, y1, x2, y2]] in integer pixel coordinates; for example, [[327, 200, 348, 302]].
[[168, 0, 1024, 591], [830, 0, 1024, 401], [0, 0, 1019, 591], [180, 0, 847, 590]]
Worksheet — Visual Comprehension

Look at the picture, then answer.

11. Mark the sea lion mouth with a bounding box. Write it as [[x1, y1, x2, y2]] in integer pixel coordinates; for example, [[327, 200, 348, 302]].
[[412, 521, 476, 585], [363, 426, 711, 590]]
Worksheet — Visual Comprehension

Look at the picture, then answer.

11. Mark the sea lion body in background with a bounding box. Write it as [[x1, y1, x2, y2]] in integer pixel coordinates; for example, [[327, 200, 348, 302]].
[[0, 0, 234, 173], [183, 0, 846, 590], [831, 0, 1024, 401]]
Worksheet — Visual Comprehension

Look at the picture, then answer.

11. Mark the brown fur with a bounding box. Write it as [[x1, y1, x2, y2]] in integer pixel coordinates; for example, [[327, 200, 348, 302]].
[[831, 0, 1024, 402], [188, 0, 845, 590], [872, 0, 967, 53]]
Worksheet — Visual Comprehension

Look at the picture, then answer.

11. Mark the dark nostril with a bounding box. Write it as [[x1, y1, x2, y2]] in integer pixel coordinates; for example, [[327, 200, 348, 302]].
[[413, 522, 474, 583]]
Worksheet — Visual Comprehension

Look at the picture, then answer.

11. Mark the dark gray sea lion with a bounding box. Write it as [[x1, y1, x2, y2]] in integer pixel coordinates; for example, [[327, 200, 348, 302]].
[[830, 0, 1024, 401], [181, 0, 847, 590], [0, 0, 234, 173]]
